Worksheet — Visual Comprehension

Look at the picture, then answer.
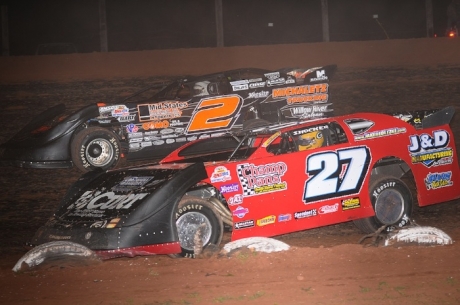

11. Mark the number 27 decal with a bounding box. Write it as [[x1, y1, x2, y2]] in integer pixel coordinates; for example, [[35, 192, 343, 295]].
[[303, 147, 371, 203]]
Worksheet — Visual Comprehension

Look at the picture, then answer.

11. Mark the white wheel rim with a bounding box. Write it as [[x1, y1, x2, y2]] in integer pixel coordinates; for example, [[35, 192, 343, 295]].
[[85, 138, 114, 167], [176, 212, 212, 251]]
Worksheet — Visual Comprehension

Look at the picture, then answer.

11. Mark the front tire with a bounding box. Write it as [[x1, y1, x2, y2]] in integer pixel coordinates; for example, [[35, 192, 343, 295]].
[[174, 196, 223, 258], [71, 127, 121, 173], [353, 176, 413, 234]]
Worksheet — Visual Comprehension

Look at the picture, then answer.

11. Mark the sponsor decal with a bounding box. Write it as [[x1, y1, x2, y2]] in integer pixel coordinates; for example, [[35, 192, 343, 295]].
[[111, 105, 130, 117], [142, 120, 170, 130], [138, 101, 188, 122], [160, 128, 174, 135], [232, 84, 249, 91], [272, 84, 328, 98], [176, 137, 186, 142], [237, 162, 287, 196], [292, 124, 328, 136], [234, 219, 255, 230], [230, 79, 249, 86], [199, 134, 211, 139], [129, 143, 140, 149], [174, 127, 185, 133], [257, 215, 276, 226], [233, 206, 249, 218], [294, 209, 317, 219], [318, 203, 339, 214], [210, 166, 231, 183], [289, 104, 330, 116], [408, 130, 452, 167], [220, 183, 239, 194], [425, 171, 453, 190], [169, 119, 184, 127], [144, 131, 159, 135], [309, 69, 328, 82], [248, 91, 269, 99], [267, 78, 285, 86], [141, 141, 152, 147], [187, 136, 198, 141], [228, 194, 243, 206], [341, 197, 360, 210], [166, 139, 175, 144], [128, 132, 143, 138], [68, 191, 149, 211], [278, 214, 292, 222], [354, 127, 406, 141], [249, 78, 263, 83], [152, 140, 165, 145], [264, 72, 280, 80], [249, 82, 266, 89], [287, 94, 328, 104], [144, 136, 161, 141], [97, 119, 111, 124], [117, 114, 136, 122], [126, 123, 139, 133], [98, 105, 128, 117], [129, 138, 143, 143]]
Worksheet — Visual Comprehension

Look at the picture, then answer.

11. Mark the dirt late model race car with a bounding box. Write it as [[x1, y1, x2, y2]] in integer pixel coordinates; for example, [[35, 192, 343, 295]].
[[28, 106, 460, 259], [0, 65, 336, 173]]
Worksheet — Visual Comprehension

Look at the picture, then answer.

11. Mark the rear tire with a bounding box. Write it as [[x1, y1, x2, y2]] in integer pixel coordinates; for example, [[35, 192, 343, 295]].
[[353, 176, 413, 234], [173, 196, 223, 258], [71, 127, 121, 173]]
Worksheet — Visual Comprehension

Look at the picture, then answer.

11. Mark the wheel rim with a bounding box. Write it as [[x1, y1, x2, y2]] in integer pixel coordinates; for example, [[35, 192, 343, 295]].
[[85, 138, 114, 167], [374, 188, 405, 225], [176, 212, 212, 251]]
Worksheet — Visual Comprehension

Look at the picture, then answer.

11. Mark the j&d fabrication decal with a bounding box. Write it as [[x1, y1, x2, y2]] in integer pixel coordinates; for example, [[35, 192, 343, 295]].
[[408, 130, 453, 167]]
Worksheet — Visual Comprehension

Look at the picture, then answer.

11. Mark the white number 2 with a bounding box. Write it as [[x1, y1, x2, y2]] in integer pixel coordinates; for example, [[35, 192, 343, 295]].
[[303, 147, 370, 203]]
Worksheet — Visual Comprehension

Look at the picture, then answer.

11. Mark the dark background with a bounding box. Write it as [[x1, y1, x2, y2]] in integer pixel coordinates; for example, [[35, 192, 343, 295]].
[[0, 0, 455, 56]]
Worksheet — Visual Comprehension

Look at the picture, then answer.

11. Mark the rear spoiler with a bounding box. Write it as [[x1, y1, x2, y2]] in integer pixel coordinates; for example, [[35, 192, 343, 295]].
[[390, 107, 455, 129]]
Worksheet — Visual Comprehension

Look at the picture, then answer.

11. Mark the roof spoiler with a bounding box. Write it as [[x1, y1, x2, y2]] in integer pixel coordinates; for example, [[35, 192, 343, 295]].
[[422, 106, 455, 128]]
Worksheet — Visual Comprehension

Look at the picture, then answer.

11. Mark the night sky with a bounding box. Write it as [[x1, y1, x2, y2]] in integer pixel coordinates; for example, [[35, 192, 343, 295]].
[[0, 0, 455, 56]]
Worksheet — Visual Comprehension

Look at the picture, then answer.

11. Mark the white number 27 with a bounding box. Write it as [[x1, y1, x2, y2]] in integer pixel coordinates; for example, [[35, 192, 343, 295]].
[[303, 147, 370, 203]]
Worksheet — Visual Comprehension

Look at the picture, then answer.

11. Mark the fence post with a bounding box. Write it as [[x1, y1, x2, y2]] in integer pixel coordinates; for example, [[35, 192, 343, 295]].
[[99, 0, 108, 52], [321, 0, 330, 42], [1, 5, 9, 56]]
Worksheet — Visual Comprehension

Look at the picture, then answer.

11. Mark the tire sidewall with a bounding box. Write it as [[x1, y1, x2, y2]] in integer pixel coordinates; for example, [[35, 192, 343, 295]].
[[369, 177, 412, 232], [72, 128, 120, 172], [175, 198, 222, 258]]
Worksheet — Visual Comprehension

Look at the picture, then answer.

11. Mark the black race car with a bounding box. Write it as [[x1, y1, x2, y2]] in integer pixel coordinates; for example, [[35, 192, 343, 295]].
[[0, 65, 336, 172]]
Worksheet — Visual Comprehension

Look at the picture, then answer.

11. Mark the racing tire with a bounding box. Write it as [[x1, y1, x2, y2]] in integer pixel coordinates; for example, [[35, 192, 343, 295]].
[[353, 176, 413, 234], [243, 119, 270, 131], [71, 127, 121, 173], [173, 196, 223, 258]]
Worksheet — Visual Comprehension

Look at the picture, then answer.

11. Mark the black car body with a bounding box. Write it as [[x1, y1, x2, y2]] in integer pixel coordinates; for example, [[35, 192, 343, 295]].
[[0, 65, 336, 172]]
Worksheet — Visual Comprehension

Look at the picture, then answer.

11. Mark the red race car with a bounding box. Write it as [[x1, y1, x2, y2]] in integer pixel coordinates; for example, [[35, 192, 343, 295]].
[[30, 107, 459, 259]]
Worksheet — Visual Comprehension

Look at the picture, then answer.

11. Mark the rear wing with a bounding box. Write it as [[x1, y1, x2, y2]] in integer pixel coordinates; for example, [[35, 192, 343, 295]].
[[390, 107, 455, 129]]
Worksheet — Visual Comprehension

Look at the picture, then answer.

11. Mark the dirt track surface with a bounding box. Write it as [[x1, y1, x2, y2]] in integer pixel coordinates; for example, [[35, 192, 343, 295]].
[[0, 63, 460, 304]]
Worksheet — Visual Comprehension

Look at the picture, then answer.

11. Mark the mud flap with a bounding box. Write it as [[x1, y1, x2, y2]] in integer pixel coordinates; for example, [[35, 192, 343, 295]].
[[13, 241, 101, 272]]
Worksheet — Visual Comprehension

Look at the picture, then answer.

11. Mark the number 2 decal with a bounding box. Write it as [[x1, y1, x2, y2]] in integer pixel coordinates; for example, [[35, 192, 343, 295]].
[[303, 147, 371, 203], [186, 95, 243, 134]]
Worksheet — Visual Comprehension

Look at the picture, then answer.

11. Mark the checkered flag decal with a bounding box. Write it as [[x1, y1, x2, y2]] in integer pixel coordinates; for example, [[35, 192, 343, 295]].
[[236, 163, 255, 196]]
